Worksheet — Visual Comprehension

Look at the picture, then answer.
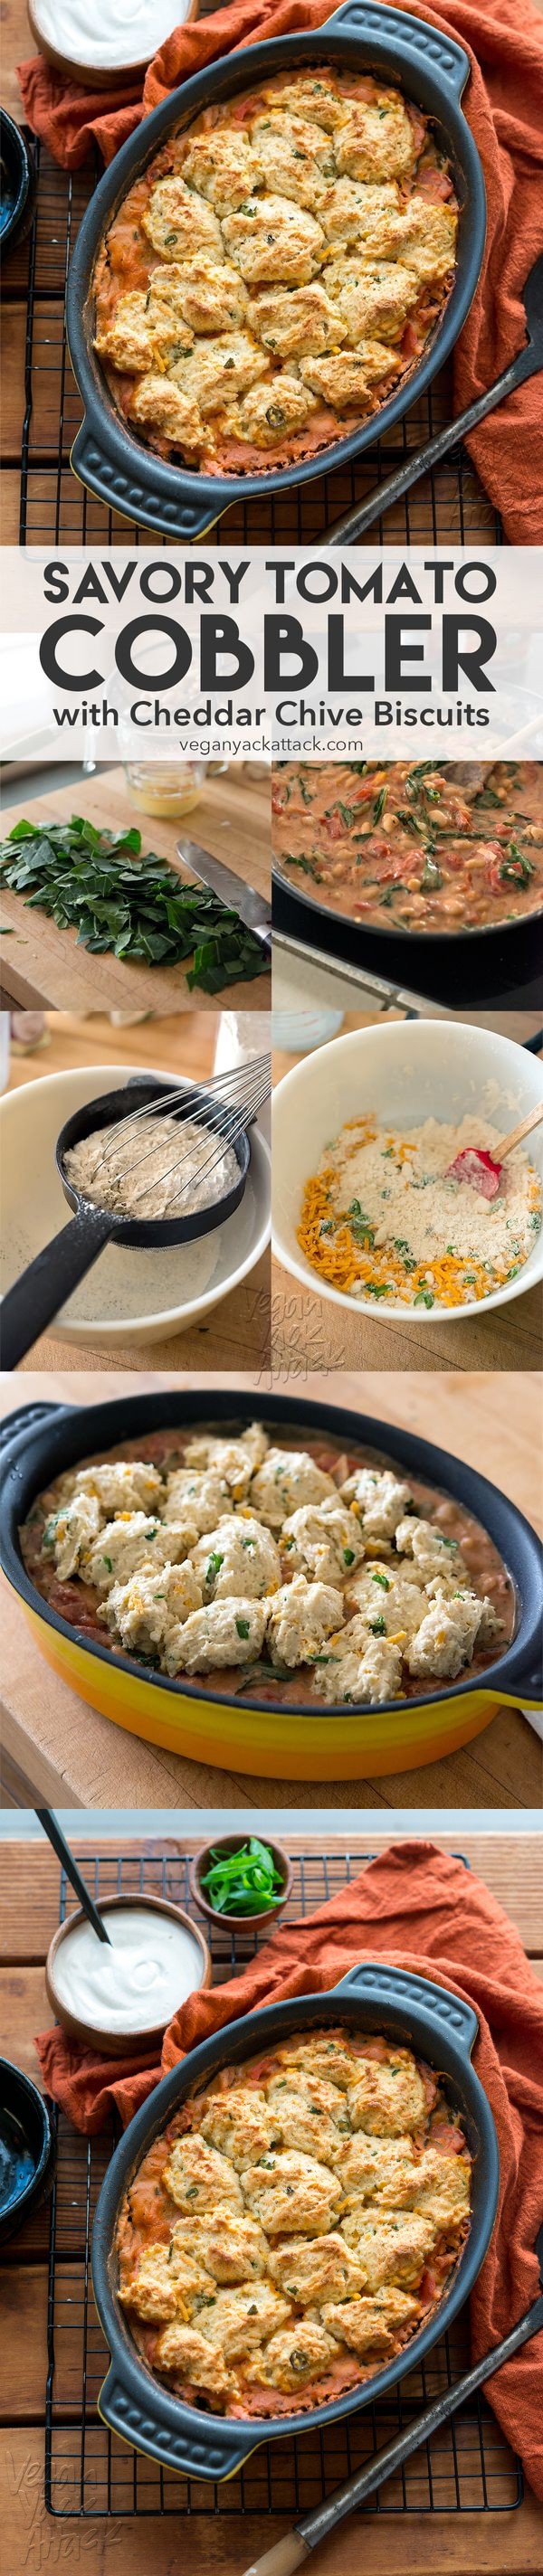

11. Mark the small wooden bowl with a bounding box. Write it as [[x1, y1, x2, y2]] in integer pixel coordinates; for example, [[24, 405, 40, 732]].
[[45, 1892, 211, 2057], [189, 1836, 294, 1933]]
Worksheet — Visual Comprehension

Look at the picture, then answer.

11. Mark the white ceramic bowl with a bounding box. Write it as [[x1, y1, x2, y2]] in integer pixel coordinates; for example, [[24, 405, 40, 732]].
[[272, 1020, 543, 1324], [0, 1064, 271, 1347]]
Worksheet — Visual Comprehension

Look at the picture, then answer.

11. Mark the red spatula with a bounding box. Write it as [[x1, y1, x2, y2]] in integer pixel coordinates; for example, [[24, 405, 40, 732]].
[[447, 1102, 543, 1199]]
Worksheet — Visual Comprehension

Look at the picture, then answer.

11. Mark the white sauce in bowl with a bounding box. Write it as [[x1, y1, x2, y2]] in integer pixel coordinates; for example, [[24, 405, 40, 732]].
[[30, 0, 189, 76], [52, 1905, 204, 2035]]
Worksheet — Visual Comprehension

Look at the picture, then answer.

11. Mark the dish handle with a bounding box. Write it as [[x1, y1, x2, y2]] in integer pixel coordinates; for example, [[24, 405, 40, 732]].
[[0, 1398, 71, 1463], [98, 2365, 256, 2482], [333, 1960, 480, 2059], [329, 3, 471, 98], [71, 426, 222, 540]]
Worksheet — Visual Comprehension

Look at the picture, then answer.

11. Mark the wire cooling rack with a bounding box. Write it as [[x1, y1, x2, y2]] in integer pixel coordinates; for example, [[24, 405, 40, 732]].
[[44, 1843, 522, 2521], [11, 140, 503, 548]]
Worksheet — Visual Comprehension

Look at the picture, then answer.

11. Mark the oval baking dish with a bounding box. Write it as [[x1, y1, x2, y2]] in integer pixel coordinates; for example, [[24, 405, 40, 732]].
[[90, 1959, 500, 2481], [65, 0, 486, 540], [0, 1389, 540, 1780]]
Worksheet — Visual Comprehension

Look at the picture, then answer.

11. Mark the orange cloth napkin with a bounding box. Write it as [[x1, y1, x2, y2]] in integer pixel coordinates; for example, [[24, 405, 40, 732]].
[[16, 0, 543, 540], [35, 1840, 543, 2496]]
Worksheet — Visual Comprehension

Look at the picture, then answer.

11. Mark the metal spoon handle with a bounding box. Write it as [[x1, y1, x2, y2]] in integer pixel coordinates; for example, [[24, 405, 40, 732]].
[[37, 1809, 111, 1944], [327, 343, 538, 547], [0, 1203, 112, 1369], [296, 2290, 543, 2554]]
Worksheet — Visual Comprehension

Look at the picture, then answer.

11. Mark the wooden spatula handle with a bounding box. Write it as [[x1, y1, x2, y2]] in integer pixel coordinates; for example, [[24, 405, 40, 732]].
[[243, 2537, 310, 2576], [499, 1101, 543, 1159]]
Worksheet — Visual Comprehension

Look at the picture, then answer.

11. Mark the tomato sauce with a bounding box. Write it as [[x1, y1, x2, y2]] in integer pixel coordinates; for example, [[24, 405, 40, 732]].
[[272, 760, 543, 933]]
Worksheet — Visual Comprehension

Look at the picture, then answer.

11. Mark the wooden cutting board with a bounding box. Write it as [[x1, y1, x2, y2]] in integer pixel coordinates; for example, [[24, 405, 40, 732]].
[[0, 765, 272, 1012]]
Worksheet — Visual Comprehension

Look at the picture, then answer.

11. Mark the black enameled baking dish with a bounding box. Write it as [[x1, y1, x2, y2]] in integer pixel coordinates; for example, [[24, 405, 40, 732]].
[[65, 0, 487, 539], [272, 847, 543, 1009], [90, 1960, 500, 2480]]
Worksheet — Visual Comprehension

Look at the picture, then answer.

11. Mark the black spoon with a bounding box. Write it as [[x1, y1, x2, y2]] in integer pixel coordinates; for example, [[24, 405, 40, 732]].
[[0, 1074, 251, 1371], [36, 1809, 111, 1946], [245, 2221, 543, 2575], [327, 251, 543, 546]]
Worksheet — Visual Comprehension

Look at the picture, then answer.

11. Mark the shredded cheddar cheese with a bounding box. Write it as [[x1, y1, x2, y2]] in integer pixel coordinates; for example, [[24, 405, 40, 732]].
[[297, 1113, 541, 1310]]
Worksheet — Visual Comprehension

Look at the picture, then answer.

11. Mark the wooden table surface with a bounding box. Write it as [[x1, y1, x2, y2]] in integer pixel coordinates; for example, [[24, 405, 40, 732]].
[[0, 767, 272, 1013], [0, 0, 31, 122], [272, 1027, 543, 1377], [1, 1831, 542, 2576], [5, 1010, 271, 1373], [2, 1368, 541, 1812]]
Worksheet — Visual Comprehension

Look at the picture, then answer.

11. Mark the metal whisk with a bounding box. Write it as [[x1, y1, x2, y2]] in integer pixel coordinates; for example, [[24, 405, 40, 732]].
[[92, 1055, 271, 1213], [1, 1059, 271, 1370]]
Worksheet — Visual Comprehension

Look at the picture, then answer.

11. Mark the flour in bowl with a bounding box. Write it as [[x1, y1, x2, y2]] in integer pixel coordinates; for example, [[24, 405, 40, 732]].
[[298, 1113, 542, 1309], [64, 1113, 240, 1221]]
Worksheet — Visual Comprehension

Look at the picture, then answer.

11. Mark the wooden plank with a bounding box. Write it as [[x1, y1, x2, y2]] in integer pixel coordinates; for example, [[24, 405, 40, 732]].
[[0, 2264, 109, 2416], [0, 2192, 53, 2265], [0, 4, 32, 126], [1, 768, 272, 1014], [0, 1966, 50, 2081], [0, 2269, 49, 2420], [5, 1008, 224, 1084], [0, 473, 23, 545], [1, 1837, 542, 1962], [0, 305, 26, 455], [272, 1255, 543, 1374], [2, 2428, 542, 2574], [1, 300, 76, 461]]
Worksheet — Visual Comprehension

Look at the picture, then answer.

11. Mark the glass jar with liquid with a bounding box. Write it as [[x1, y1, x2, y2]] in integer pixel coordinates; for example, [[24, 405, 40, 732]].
[[123, 762, 205, 820]]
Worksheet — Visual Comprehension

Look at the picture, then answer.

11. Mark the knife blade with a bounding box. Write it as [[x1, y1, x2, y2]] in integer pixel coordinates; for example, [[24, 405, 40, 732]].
[[176, 835, 272, 948]]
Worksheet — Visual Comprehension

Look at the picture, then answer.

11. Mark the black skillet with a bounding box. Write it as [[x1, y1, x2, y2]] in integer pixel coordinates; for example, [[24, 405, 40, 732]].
[[0, 1075, 251, 1371], [272, 783, 543, 1009]]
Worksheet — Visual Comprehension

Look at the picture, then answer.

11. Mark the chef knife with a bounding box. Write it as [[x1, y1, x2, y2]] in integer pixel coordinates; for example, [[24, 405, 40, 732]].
[[176, 835, 272, 951]]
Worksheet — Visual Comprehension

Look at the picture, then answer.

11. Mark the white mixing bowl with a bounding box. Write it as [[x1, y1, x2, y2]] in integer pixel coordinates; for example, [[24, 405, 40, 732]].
[[272, 1019, 543, 1324], [0, 1064, 271, 1347]]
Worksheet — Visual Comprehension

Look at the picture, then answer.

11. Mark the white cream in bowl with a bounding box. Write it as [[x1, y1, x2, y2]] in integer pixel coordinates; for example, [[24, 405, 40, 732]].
[[52, 1903, 205, 2038]]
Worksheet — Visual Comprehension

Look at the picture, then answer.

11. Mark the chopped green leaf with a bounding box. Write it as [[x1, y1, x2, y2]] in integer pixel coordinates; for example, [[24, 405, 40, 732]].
[[0, 815, 269, 997]]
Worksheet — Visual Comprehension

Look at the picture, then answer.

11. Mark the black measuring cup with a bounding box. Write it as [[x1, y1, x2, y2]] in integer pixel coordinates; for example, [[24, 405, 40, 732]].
[[0, 1075, 251, 1371]]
